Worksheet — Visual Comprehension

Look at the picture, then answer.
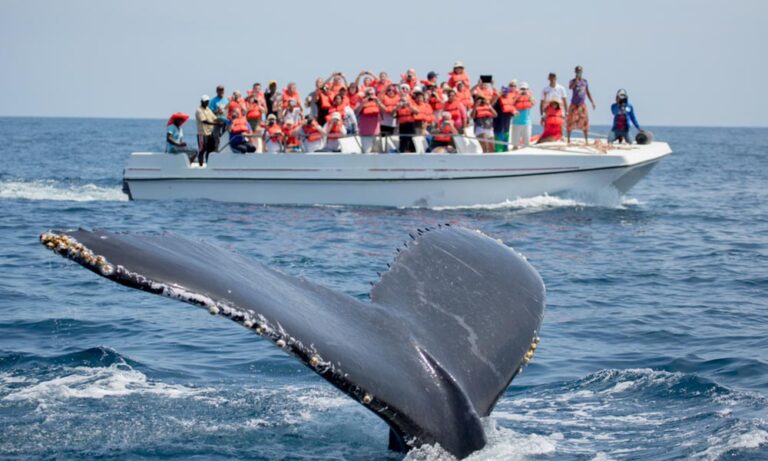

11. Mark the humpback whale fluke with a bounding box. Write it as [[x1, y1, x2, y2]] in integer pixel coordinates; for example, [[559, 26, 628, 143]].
[[39, 227, 545, 459]]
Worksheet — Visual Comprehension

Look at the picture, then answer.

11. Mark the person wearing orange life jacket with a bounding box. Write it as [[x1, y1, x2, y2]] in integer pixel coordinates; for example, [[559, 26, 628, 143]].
[[279, 82, 302, 111], [306, 78, 328, 124], [328, 93, 357, 135], [472, 78, 497, 104], [379, 84, 400, 138], [448, 61, 471, 88], [227, 91, 247, 120], [511, 82, 536, 150], [322, 112, 347, 152], [412, 88, 434, 136], [282, 119, 301, 152], [473, 95, 498, 153], [347, 82, 363, 111], [229, 109, 257, 154], [373, 71, 392, 94], [492, 82, 520, 152], [401, 68, 419, 89], [263, 114, 284, 153], [280, 98, 303, 126], [455, 80, 474, 110], [245, 87, 266, 132], [299, 115, 327, 152], [430, 112, 458, 153], [396, 86, 419, 153], [442, 88, 469, 133], [325, 72, 348, 99], [537, 99, 565, 144], [355, 88, 386, 153], [427, 85, 445, 115]]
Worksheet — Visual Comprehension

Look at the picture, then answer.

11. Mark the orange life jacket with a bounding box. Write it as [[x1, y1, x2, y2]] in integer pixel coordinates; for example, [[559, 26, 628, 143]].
[[230, 116, 251, 134], [360, 100, 380, 116], [374, 79, 392, 94], [302, 123, 323, 142], [265, 124, 283, 143], [413, 101, 434, 123], [545, 106, 564, 126], [474, 86, 496, 103], [281, 89, 301, 109], [227, 99, 246, 119], [433, 123, 456, 143], [328, 104, 347, 120], [514, 93, 533, 110], [348, 91, 363, 109], [283, 124, 300, 148], [397, 104, 415, 124], [317, 92, 332, 110], [326, 120, 344, 139], [448, 72, 470, 88], [457, 88, 473, 109], [428, 94, 444, 112], [499, 92, 518, 114], [443, 100, 464, 122], [380, 93, 400, 113], [474, 104, 495, 119], [246, 101, 262, 120]]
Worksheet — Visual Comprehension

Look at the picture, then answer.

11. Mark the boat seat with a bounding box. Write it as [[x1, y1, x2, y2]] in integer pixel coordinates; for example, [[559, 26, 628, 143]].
[[339, 137, 362, 154]]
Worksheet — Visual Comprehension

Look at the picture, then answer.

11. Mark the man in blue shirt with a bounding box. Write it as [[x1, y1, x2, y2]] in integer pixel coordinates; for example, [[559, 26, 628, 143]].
[[609, 89, 641, 144], [208, 85, 230, 150]]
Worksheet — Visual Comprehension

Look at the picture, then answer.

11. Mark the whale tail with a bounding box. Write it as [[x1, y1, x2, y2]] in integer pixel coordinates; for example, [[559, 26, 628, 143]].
[[40, 226, 545, 459]]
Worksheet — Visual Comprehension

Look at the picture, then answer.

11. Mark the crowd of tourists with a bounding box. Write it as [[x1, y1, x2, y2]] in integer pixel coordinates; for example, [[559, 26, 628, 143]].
[[165, 62, 642, 164]]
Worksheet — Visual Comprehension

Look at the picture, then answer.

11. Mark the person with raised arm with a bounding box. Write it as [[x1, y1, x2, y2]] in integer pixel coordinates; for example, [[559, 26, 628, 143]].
[[442, 88, 469, 133], [263, 113, 284, 153], [379, 83, 400, 139], [299, 115, 326, 152], [472, 95, 498, 153], [355, 87, 385, 153], [396, 84, 420, 153], [511, 82, 535, 149]]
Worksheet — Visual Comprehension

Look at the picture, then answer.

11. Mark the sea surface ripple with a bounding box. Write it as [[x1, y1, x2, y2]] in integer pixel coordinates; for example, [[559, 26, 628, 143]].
[[1, 118, 767, 460]]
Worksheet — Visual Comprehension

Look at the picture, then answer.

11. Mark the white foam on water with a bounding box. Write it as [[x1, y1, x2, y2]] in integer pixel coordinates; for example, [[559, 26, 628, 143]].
[[0, 179, 127, 202], [2, 363, 209, 403], [700, 428, 768, 460], [430, 194, 586, 211]]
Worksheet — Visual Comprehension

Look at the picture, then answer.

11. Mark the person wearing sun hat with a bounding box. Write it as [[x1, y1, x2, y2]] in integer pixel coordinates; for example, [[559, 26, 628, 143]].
[[448, 61, 470, 88], [166, 112, 197, 158]]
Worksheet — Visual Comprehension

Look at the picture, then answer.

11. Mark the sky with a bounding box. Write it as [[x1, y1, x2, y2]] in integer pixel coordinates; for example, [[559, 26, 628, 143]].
[[1, 0, 766, 127]]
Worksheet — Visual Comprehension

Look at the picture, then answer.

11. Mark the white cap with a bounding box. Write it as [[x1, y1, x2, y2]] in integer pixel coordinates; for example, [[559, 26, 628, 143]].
[[201, 94, 210, 102], [331, 112, 341, 120], [520, 82, 529, 89], [399, 83, 410, 91], [412, 85, 423, 94], [453, 61, 464, 68]]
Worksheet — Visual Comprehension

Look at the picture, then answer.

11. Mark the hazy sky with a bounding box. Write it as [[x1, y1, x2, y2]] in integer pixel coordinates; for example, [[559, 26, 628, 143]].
[[2, 0, 766, 126]]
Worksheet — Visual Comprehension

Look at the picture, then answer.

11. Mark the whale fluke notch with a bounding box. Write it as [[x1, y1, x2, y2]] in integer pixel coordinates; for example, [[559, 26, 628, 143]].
[[39, 226, 545, 459]]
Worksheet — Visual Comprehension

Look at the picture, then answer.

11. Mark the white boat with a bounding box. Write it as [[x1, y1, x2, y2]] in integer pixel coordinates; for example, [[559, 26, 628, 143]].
[[123, 136, 671, 208]]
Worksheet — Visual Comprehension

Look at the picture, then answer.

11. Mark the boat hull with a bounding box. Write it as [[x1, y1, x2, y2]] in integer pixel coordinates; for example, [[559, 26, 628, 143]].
[[123, 143, 671, 207]]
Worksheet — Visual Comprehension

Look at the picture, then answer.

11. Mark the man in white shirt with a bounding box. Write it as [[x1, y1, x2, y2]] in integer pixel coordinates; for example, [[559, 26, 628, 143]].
[[540, 72, 568, 119]]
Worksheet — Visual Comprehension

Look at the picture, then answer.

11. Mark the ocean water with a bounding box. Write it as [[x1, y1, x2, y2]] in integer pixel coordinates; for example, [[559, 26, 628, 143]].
[[1, 118, 767, 460]]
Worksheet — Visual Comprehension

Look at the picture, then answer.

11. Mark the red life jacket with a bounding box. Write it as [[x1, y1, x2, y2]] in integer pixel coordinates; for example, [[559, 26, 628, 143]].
[[328, 104, 347, 120], [348, 91, 363, 109], [428, 94, 444, 112], [413, 101, 434, 123], [246, 101, 262, 120], [380, 93, 400, 113], [514, 93, 534, 110], [474, 104, 494, 119], [443, 100, 464, 125], [227, 99, 246, 119], [374, 79, 392, 94], [474, 87, 496, 102], [397, 104, 415, 124], [230, 116, 251, 134], [545, 106, 564, 126], [265, 124, 283, 143], [499, 92, 518, 114], [302, 123, 323, 142], [326, 120, 344, 139], [281, 89, 301, 109], [360, 100, 380, 116], [615, 113, 628, 131], [457, 88, 473, 109], [433, 123, 456, 143], [317, 92, 332, 110], [283, 124, 300, 148], [448, 72, 470, 88]]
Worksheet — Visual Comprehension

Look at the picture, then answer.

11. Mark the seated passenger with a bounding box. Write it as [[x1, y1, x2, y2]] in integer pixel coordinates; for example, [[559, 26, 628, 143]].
[[609, 89, 641, 144], [355, 88, 385, 153], [282, 119, 301, 152], [263, 114, 284, 153], [166, 112, 197, 159], [430, 113, 458, 153], [300, 115, 326, 152], [472, 95, 498, 153], [323, 112, 347, 152], [229, 109, 257, 153], [537, 99, 565, 143]]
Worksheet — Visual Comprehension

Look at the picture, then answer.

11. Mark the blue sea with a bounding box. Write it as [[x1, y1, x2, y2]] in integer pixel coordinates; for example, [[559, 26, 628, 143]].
[[0, 118, 767, 460]]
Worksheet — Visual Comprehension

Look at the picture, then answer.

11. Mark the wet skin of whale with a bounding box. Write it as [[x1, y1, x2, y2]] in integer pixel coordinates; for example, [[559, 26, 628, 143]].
[[40, 226, 545, 459]]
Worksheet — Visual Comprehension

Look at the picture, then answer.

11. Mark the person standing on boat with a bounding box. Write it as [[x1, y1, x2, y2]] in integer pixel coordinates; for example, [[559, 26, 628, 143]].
[[412, 88, 434, 137], [567, 66, 596, 144], [208, 85, 230, 151], [448, 61, 470, 88], [195, 95, 219, 165], [166, 113, 197, 158], [472, 95, 498, 153], [355, 88, 385, 153], [442, 88, 468, 134], [540, 72, 568, 123], [609, 89, 641, 144], [307, 78, 332, 125], [396, 85, 420, 153], [245, 84, 267, 132], [492, 83, 519, 152], [265, 80, 279, 117], [511, 82, 535, 150], [379, 84, 400, 140]]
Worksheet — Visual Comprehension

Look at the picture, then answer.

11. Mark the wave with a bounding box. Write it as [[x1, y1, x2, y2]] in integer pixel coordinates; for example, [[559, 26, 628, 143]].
[[0, 179, 127, 202], [429, 194, 641, 211]]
